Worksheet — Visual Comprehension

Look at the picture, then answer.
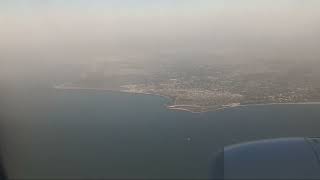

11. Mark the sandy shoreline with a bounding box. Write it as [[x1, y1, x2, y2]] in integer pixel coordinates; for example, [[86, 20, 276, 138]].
[[54, 84, 320, 113]]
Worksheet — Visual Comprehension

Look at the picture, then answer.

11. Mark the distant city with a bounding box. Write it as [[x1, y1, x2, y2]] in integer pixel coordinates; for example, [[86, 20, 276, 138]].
[[56, 57, 320, 113]]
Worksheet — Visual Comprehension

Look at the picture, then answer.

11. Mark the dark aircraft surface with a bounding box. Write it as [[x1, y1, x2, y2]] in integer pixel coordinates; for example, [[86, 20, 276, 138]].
[[212, 137, 320, 179]]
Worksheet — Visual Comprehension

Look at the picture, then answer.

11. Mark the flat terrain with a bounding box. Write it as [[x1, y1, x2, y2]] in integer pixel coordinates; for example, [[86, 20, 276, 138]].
[[56, 58, 320, 112]]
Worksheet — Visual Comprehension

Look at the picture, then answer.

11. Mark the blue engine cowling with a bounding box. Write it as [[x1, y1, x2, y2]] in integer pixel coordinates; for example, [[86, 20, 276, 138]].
[[212, 137, 320, 179]]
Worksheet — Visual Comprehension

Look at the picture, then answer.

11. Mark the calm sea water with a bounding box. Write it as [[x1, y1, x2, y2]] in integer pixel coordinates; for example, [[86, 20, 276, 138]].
[[2, 77, 320, 179]]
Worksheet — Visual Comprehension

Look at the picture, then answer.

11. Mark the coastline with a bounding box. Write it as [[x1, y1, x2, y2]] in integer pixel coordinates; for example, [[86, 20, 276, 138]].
[[53, 84, 320, 113]]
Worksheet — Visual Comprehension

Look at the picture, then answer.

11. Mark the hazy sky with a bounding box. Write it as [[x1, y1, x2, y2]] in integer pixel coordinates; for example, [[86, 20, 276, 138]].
[[1, 0, 320, 65]]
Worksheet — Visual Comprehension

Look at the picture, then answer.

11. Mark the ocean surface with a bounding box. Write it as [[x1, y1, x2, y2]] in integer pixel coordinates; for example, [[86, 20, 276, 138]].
[[2, 72, 320, 179]]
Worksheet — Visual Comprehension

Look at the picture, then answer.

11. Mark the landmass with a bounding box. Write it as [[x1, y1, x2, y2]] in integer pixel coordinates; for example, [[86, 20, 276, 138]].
[[54, 58, 320, 113]]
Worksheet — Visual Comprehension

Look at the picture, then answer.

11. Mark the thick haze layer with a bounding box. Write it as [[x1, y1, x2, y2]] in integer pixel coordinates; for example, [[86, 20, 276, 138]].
[[1, 0, 320, 66], [1, 2, 320, 178]]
